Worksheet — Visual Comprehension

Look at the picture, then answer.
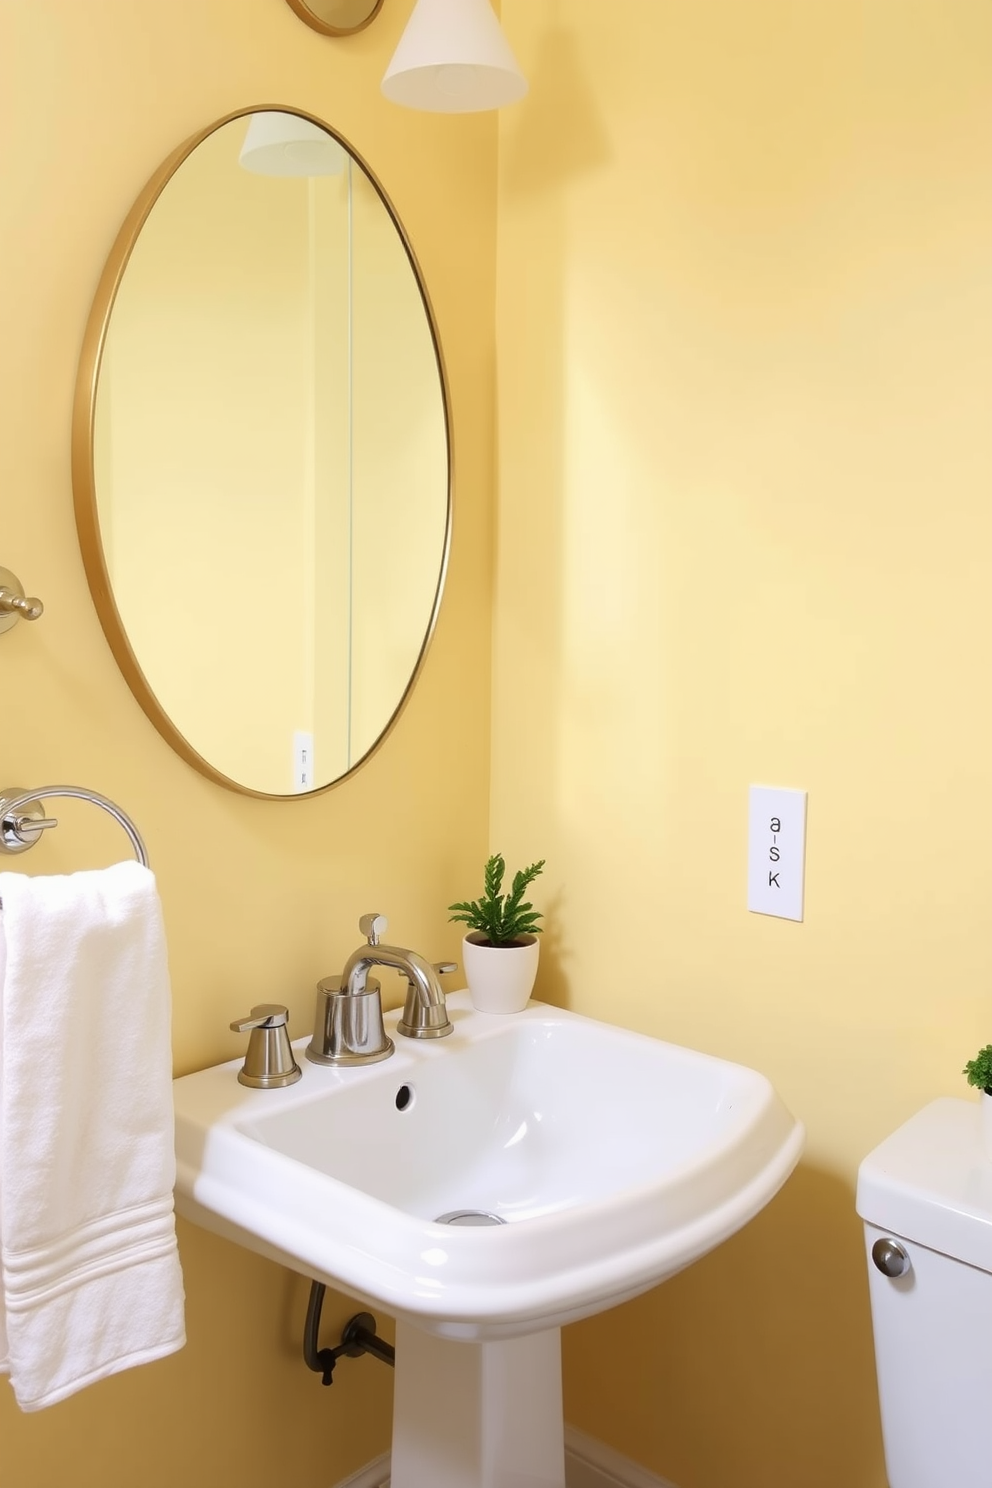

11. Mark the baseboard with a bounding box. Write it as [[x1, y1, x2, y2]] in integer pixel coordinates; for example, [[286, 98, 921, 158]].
[[332, 1428, 677, 1488], [332, 1454, 390, 1488], [564, 1425, 679, 1488]]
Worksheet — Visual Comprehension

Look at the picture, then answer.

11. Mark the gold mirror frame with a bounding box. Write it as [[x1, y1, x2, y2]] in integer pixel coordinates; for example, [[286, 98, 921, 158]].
[[72, 106, 451, 800], [284, 0, 384, 36]]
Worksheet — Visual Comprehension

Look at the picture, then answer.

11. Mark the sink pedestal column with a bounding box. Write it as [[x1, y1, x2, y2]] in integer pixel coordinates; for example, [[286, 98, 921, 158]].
[[391, 1323, 565, 1488]]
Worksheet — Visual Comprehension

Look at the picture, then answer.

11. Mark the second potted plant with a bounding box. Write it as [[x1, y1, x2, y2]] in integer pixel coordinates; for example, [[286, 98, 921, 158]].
[[963, 1044, 992, 1160], [449, 853, 545, 1014]]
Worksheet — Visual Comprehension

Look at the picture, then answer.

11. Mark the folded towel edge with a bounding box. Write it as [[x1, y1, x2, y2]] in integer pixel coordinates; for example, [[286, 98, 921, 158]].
[[12, 1328, 187, 1412]]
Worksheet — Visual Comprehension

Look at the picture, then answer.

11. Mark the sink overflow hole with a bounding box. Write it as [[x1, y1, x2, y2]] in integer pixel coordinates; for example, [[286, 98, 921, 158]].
[[395, 1084, 414, 1111], [434, 1210, 506, 1227]]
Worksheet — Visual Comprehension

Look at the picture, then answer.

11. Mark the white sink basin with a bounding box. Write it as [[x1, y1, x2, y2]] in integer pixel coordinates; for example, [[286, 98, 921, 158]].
[[174, 993, 803, 1341]]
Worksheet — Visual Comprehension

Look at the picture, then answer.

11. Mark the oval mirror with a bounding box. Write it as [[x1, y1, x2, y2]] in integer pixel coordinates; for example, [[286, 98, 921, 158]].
[[73, 110, 450, 798]]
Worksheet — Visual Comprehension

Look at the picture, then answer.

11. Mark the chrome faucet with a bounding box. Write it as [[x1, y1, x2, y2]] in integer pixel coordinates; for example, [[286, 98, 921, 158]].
[[343, 913, 455, 1041], [306, 913, 454, 1067]]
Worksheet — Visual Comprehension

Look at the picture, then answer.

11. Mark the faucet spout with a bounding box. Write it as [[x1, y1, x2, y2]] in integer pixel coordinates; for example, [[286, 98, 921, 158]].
[[338, 915, 454, 1041], [342, 944, 441, 1007], [343, 946, 454, 1040]]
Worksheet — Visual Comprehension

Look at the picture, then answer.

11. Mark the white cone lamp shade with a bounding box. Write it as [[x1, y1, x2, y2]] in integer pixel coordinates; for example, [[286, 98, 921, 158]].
[[382, 0, 527, 113], [238, 112, 347, 177]]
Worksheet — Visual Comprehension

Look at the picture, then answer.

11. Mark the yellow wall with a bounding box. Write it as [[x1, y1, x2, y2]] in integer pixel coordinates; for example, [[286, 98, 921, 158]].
[[494, 3, 992, 1486], [0, 1, 495, 1483]]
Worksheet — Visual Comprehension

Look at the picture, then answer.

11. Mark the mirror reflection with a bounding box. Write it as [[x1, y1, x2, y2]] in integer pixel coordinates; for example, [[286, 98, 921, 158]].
[[78, 110, 449, 797]]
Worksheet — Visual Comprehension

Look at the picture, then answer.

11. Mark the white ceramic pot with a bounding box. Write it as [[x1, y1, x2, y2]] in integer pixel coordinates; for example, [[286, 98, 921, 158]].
[[462, 932, 539, 1014], [982, 1091, 992, 1161]]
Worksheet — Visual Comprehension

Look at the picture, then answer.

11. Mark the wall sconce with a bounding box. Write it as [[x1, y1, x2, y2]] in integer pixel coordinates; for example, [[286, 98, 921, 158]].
[[382, 0, 527, 113]]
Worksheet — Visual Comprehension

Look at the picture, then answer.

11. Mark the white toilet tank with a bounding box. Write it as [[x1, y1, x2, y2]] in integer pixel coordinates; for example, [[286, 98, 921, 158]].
[[857, 1098, 992, 1488]]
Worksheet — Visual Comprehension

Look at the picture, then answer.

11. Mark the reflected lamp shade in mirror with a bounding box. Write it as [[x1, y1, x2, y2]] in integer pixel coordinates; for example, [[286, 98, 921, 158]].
[[382, 0, 527, 113], [238, 112, 347, 176]]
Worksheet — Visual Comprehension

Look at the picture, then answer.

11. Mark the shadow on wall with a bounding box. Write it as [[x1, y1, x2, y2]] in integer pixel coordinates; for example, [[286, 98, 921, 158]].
[[563, 1162, 887, 1488], [491, 10, 614, 898], [501, 16, 612, 196]]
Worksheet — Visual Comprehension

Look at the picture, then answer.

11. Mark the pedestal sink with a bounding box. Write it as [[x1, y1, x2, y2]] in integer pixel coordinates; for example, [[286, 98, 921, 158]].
[[174, 993, 803, 1486]]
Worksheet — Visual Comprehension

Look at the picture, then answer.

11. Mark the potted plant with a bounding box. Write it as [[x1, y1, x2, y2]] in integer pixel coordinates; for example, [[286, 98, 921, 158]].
[[964, 1044, 992, 1159], [449, 853, 545, 1013]]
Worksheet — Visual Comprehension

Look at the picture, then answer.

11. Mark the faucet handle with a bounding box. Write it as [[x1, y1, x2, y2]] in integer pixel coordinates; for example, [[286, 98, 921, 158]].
[[230, 1003, 290, 1033], [229, 1003, 302, 1088], [359, 912, 388, 946]]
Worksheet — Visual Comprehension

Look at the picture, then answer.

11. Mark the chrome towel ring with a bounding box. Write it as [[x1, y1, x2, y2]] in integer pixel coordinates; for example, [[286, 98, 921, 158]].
[[0, 786, 149, 869]]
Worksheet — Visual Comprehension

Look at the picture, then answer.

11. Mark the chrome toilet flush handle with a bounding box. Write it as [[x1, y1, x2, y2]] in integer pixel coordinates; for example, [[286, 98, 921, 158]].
[[871, 1237, 911, 1278], [230, 1003, 302, 1089]]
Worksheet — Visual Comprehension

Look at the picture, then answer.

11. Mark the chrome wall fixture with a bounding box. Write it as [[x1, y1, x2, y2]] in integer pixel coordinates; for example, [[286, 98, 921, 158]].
[[0, 567, 44, 635], [0, 567, 148, 875], [0, 786, 150, 867]]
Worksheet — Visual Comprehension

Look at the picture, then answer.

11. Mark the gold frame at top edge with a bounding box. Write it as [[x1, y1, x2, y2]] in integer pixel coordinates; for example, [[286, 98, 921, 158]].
[[283, 0, 385, 38]]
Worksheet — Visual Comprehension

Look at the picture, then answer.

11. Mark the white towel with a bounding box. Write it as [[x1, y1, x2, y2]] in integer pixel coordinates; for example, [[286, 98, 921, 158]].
[[0, 860, 185, 1410]]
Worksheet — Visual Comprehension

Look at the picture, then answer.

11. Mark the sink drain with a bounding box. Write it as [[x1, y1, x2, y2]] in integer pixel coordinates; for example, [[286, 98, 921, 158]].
[[434, 1209, 505, 1227]]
